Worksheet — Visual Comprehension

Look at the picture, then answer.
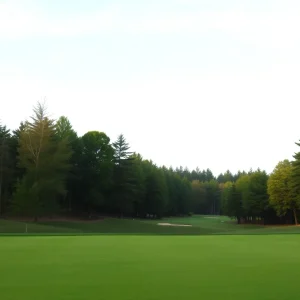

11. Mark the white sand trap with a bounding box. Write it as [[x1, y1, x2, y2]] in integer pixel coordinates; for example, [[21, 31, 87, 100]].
[[157, 223, 192, 227], [204, 217, 219, 219]]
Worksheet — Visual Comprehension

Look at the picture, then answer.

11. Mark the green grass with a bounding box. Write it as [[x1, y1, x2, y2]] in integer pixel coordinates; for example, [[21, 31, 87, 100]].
[[1, 215, 300, 235], [1, 235, 300, 299], [0, 219, 80, 234], [1, 216, 300, 299]]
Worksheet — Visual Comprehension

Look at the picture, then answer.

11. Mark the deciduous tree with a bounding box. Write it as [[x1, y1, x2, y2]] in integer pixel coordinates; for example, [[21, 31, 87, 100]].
[[79, 131, 114, 213], [267, 160, 298, 224]]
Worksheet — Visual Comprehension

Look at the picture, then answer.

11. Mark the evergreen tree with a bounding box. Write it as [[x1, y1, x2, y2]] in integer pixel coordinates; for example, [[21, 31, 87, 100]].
[[220, 181, 233, 216], [13, 102, 71, 220], [227, 183, 243, 223], [55, 116, 79, 212], [0, 123, 13, 214], [144, 165, 168, 218], [291, 140, 300, 220], [112, 134, 135, 216], [248, 170, 269, 220], [129, 153, 146, 217]]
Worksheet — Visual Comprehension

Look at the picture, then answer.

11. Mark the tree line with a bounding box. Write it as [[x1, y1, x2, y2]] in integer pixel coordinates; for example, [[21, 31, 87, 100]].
[[1, 102, 300, 224]]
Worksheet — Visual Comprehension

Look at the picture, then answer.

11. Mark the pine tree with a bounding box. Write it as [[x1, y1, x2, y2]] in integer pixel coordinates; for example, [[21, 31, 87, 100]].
[[13, 102, 71, 220], [56, 116, 80, 212], [112, 134, 135, 216], [291, 141, 300, 223], [227, 183, 243, 223], [144, 167, 168, 218], [112, 134, 133, 164], [0, 123, 12, 214]]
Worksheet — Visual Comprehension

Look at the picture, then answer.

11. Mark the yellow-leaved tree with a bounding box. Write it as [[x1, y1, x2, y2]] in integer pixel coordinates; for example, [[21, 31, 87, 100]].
[[13, 102, 71, 220], [267, 159, 299, 225]]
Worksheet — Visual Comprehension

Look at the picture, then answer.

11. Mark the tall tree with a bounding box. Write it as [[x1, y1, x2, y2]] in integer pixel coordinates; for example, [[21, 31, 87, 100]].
[[144, 165, 168, 218], [13, 102, 71, 220], [223, 170, 234, 183], [10, 121, 27, 182], [217, 173, 225, 183], [0, 123, 13, 214], [220, 181, 233, 216], [191, 180, 207, 214], [291, 140, 300, 219], [248, 170, 269, 220], [227, 183, 243, 223], [112, 134, 135, 216], [113, 134, 132, 165], [56, 116, 77, 141], [267, 160, 298, 224], [55, 116, 79, 212], [235, 170, 269, 223], [79, 131, 114, 214], [236, 174, 251, 217], [205, 169, 215, 181], [129, 153, 146, 217], [204, 180, 220, 215]]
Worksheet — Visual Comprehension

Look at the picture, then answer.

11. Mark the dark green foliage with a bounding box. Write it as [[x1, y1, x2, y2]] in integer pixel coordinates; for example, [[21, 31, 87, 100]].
[[128, 154, 146, 217], [227, 184, 243, 223], [291, 142, 300, 218], [144, 166, 168, 218], [113, 134, 132, 164], [190, 179, 220, 215], [219, 170, 270, 223], [219, 181, 233, 216], [2, 103, 300, 224], [111, 134, 136, 216], [79, 131, 114, 213], [55, 116, 81, 212], [0, 123, 15, 214], [191, 180, 207, 214], [217, 170, 234, 183], [248, 170, 269, 217]]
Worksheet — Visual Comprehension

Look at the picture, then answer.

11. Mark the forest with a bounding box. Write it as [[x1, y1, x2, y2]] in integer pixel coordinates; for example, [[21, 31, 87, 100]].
[[1, 102, 300, 224]]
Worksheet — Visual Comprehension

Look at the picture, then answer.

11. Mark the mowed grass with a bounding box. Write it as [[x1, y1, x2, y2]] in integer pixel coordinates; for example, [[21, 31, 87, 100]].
[[1, 235, 300, 300], [2, 215, 300, 235]]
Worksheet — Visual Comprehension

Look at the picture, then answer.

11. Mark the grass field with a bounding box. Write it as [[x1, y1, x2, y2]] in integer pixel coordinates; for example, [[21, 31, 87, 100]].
[[1, 215, 300, 235], [1, 216, 300, 299]]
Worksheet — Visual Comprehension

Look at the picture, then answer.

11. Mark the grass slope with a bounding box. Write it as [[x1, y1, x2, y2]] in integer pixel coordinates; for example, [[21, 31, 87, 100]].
[[1, 235, 299, 300]]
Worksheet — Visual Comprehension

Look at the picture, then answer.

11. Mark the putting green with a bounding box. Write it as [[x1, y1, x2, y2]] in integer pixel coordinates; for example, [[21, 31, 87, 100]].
[[0, 235, 299, 299]]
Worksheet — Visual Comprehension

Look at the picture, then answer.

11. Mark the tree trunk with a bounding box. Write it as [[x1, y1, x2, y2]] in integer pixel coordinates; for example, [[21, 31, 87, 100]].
[[292, 208, 298, 225]]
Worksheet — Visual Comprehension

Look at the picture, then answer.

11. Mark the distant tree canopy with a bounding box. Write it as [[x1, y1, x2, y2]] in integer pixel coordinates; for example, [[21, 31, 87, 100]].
[[0, 101, 300, 224]]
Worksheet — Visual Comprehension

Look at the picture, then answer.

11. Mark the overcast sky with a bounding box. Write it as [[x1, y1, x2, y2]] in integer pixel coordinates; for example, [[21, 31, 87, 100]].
[[1, 0, 300, 175]]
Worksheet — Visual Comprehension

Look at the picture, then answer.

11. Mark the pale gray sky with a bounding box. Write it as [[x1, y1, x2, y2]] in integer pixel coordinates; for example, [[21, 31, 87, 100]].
[[1, 0, 300, 175]]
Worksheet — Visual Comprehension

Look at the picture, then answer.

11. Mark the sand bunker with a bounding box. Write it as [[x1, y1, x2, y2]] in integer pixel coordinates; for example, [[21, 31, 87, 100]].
[[157, 223, 192, 227], [204, 217, 219, 219]]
